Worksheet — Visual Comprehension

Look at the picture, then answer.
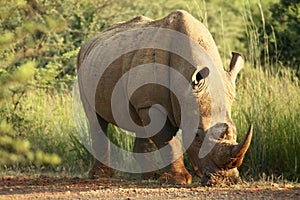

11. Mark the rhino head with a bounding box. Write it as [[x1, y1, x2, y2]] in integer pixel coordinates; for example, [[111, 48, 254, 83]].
[[187, 52, 253, 186]]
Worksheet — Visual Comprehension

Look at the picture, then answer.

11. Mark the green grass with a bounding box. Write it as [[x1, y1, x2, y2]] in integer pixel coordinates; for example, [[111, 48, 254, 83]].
[[2, 89, 91, 175], [233, 66, 300, 180], [3, 65, 298, 181]]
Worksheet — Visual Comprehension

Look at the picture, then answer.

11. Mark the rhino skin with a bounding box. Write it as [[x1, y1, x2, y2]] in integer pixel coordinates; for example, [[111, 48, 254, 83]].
[[77, 10, 252, 186]]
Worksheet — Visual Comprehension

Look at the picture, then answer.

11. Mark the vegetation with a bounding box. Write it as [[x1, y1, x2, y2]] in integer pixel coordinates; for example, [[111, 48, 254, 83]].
[[0, 0, 299, 182], [264, 0, 300, 77]]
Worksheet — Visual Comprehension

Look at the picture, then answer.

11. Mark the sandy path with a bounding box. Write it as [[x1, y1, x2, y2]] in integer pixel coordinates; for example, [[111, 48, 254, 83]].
[[1, 176, 299, 199]]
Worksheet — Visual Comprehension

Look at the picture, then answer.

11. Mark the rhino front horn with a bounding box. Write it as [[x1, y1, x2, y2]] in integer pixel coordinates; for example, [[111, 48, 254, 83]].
[[229, 124, 253, 168]]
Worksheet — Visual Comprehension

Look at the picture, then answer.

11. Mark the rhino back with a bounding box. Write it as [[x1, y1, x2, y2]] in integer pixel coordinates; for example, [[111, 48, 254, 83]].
[[77, 10, 224, 130]]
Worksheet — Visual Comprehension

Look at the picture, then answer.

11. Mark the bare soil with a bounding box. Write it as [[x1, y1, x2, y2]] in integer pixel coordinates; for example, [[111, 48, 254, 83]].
[[0, 176, 299, 199]]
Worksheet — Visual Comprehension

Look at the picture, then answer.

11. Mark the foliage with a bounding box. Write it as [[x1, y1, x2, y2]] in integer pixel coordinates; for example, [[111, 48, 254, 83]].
[[0, 60, 34, 166], [266, 0, 300, 77], [244, 0, 300, 77], [0, 58, 61, 167], [0, 1, 62, 169]]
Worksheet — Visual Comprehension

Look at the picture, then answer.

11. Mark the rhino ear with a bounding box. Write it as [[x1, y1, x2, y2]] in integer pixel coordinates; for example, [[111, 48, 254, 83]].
[[229, 52, 244, 83]]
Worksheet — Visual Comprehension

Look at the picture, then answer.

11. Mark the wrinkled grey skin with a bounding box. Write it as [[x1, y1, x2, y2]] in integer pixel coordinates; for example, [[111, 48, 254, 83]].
[[77, 10, 252, 186]]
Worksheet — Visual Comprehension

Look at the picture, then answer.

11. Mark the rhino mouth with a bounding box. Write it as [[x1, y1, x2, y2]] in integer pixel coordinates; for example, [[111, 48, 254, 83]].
[[201, 168, 240, 186]]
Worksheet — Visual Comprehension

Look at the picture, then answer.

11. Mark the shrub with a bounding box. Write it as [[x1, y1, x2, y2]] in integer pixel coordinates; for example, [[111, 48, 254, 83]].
[[264, 0, 300, 77]]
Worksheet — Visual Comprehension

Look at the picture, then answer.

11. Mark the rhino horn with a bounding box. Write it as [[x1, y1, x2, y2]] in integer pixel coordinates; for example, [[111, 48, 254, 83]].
[[227, 124, 253, 168], [229, 52, 244, 83]]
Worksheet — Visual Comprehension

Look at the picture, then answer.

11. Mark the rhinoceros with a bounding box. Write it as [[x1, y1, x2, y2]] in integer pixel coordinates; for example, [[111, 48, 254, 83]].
[[77, 10, 252, 186]]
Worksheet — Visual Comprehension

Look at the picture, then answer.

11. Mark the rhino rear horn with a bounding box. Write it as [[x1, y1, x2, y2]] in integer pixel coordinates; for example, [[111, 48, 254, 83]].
[[229, 52, 244, 83]]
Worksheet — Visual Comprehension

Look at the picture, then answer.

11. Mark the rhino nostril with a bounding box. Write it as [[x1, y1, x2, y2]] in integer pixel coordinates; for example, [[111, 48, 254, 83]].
[[231, 160, 237, 167]]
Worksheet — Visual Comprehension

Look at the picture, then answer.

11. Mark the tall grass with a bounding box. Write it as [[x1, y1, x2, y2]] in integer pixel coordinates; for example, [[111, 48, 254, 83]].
[[233, 0, 300, 180], [2, 89, 91, 175], [233, 66, 300, 180], [6, 68, 298, 180]]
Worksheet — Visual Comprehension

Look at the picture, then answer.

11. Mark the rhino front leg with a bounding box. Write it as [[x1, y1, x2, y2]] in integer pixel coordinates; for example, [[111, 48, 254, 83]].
[[133, 137, 158, 179], [88, 114, 114, 179], [153, 135, 192, 184], [138, 108, 192, 184]]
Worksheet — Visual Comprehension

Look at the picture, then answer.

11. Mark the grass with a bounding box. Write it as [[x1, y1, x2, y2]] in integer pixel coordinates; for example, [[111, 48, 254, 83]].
[[234, 0, 300, 180], [233, 66, 300, 180], [3, 63, 298, 181], [2, 88, 92, 176]]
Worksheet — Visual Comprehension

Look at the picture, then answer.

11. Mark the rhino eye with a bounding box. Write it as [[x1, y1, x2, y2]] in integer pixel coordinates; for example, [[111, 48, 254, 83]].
[[192, 67, 209, 86]]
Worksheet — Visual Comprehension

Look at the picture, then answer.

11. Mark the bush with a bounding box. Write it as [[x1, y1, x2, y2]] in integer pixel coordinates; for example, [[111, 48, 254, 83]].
[[263, 0, 300, 77], [0, 59, 61, 168], [0, 1, 63, 169]]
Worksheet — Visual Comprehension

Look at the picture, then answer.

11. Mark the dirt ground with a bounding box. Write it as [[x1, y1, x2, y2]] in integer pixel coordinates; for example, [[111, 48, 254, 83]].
[[0, 176, 299, 199]]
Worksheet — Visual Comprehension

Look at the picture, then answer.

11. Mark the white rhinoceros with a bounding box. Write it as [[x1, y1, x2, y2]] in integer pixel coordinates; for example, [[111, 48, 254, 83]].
[[77, 10, 252, 186]]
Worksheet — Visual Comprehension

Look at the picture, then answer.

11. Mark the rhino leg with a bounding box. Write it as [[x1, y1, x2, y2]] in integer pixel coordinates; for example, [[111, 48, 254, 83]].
[[138, 108, 192, 184], [133, 137, 158, 179], [88, 114, 114, 179], [153, 136, 192, 184], [89, 159, 114, 179]]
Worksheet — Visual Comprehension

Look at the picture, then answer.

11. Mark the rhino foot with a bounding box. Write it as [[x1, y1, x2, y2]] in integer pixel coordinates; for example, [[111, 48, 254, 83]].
[[158, 171, 192, 184], [88, 160, 114, 179]]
